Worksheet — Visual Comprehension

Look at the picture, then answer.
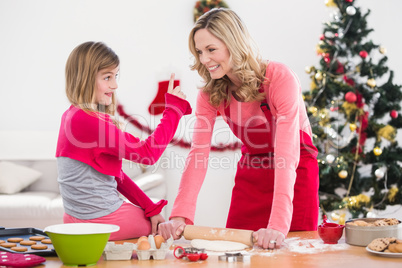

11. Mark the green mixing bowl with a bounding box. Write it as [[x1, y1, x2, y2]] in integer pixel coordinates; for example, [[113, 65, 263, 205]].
[[44, 223, 120, 266]]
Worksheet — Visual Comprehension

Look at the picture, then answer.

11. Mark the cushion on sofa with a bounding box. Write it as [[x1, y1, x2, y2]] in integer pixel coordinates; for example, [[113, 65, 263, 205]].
[[0, 161, 42, 194]]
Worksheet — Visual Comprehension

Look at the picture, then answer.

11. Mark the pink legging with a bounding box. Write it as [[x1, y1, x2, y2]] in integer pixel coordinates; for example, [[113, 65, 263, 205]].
[[63, 202, 151, 240]]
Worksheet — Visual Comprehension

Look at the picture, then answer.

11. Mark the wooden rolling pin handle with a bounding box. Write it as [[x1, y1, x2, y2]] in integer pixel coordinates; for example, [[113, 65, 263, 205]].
[[183, 225, 255, 247]]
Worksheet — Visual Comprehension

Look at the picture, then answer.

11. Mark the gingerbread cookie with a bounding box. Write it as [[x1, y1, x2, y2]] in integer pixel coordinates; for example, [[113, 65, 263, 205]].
[[31, 244, 48, 250], [7, 238, 24, 243], [368, 238, 389, 252], [20, 240, 37, 246], [11, 246, 27, 252], [0, 240, 4, 244], [41, 239, 52, 244], [395, 244, 402, 253], [388, 243, 398, 253], [29, 236, 45, 241], [1, 242, 17, 248]]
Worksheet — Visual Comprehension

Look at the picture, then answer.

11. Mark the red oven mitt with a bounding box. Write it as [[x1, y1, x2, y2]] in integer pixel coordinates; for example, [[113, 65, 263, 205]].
[[0, 251, 46, 267]]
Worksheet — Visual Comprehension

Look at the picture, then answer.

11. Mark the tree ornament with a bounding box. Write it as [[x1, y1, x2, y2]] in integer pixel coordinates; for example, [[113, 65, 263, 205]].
[[338, 170, 348, 179], [379, 46, 387, 54], [315, 71, 323, 81], [359, 50, 368, 59], [308, 106, 318, 116], [366, 211, 377, 218], [345, 0, 354, 3], [325, 0, 337, 7], [367, 78, 376, 88], [349, 123, 357, 132], [373, 146, 382, 156], [390, 110, 398, 119], [326, 154, 335, 164], [387, 186, 399, 203], [346, 6, 356, 16], [374, 169, 385, 179], [377, 125, 396, 142], [345, 91, 357, 103], [305, 66, 314, 74]]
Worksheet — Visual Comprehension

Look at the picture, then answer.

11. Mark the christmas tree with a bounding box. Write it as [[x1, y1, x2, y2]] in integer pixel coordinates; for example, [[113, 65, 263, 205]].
[[304, 0, 402, 224]]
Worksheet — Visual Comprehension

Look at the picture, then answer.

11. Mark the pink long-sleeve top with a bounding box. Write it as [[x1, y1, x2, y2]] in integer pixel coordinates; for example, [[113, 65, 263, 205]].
[[171, 61, 313, 236], [56, 93, 192, 217]]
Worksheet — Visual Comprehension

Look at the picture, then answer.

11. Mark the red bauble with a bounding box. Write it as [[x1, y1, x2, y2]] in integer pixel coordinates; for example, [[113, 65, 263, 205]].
[[319, 34, 325, 40], [345, 0, 353, 2], [359, 50, 368, 59], [345, 92, 357, 103], [390, 110, 398, 119]]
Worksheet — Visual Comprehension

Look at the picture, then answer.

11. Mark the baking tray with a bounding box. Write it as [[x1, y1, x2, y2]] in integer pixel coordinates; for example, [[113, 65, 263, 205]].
[[0, 226, 56, 256]]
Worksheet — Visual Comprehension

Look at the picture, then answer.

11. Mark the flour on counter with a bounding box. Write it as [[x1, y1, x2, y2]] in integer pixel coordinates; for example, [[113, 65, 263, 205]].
[[245, 237, 350, 256]]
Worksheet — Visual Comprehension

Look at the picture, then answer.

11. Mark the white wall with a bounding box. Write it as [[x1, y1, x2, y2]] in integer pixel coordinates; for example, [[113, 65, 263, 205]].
[[1, 0, 402, 227]]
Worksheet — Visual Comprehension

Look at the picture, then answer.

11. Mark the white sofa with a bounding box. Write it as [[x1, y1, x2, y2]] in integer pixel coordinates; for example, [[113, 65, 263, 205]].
[[0, 159, 166, 229]]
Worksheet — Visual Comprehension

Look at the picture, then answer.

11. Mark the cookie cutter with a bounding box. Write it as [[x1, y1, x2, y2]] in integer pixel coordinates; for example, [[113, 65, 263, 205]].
[[218, 252, 251, 262], [173, 246, 208, 262]]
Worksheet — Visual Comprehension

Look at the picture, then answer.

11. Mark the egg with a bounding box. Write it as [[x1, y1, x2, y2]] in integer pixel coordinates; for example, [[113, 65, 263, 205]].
[[137, 240, 151, 251], [137, 236, 148, 244], [154, 235, 165, 249]]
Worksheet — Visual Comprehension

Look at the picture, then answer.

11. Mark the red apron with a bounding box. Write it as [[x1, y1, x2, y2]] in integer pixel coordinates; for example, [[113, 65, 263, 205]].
[[225, 95, 319, 232]]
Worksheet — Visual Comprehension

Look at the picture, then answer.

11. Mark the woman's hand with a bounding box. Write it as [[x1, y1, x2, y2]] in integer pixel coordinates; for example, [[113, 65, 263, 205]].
[[253, 228, 285, 249], [158, 217, 186, 240], [167, 73, 186, 100], [149, 213, 165, 235]]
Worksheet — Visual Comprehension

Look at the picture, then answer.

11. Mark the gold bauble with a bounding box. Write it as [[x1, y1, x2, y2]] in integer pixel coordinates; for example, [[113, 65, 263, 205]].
[[349, 123, 357, 132], [373, 146, 382, 156], [315, 72, 323, 81], [367, 78, 376, 88], [338, 170, 348, 179], [308, 106, 318, 116], [379, 46, 387, 54]]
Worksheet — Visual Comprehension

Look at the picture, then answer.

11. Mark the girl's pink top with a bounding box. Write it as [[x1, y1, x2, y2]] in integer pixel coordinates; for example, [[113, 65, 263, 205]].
[[171, 61, 313, 236], [56, 93, 191, 217]]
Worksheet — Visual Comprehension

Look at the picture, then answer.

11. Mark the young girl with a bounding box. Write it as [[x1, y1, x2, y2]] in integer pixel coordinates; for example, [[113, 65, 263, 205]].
[[56, 41, 191, 240]]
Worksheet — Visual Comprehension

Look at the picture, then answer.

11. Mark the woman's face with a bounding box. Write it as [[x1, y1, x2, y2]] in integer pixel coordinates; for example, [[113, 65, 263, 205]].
[[194, 29, 233, 80], [94, 65, 119, 106]]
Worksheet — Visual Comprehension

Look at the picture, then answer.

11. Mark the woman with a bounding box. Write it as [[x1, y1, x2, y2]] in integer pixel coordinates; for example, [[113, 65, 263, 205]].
[[158, 8, 319, 249]]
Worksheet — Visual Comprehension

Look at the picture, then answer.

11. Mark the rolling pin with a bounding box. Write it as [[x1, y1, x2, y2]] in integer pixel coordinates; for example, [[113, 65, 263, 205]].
[[183, 225, 256, 247]]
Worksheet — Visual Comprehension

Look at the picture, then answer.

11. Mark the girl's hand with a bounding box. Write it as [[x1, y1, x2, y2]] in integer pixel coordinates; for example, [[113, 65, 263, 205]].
[[157, 217, 186, 240], [167, 73, 186, 100], [149, 213, 165, 235], [253, 228, 285, 249]]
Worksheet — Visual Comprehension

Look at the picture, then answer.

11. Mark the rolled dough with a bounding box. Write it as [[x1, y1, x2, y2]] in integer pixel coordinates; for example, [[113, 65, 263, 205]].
[[191, 239, 249, 252]]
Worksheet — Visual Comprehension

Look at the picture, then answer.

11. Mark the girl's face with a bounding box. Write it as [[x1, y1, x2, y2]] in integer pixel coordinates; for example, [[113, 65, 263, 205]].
[[94, 66, 119, 106], [194, 29, 234, 81]]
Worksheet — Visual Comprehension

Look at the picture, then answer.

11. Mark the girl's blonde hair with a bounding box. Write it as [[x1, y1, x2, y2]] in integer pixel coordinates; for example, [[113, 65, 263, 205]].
[[65, 41, 120, 116], [189, 8, 267, 107]]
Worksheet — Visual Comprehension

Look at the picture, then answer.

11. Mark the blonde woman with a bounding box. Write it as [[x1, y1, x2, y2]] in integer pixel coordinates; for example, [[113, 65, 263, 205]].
[[159, 8, 319, 249], [56, 41, 191, 240]]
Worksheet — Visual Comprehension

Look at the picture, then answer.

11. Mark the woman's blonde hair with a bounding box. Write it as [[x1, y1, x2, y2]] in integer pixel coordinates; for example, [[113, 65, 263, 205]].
[[189, 8, 267, 107], [65, 41, 120, 116]]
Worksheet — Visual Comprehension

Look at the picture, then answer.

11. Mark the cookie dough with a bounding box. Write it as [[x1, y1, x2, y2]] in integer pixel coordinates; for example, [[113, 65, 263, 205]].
[[191, 239, 249, 252]]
